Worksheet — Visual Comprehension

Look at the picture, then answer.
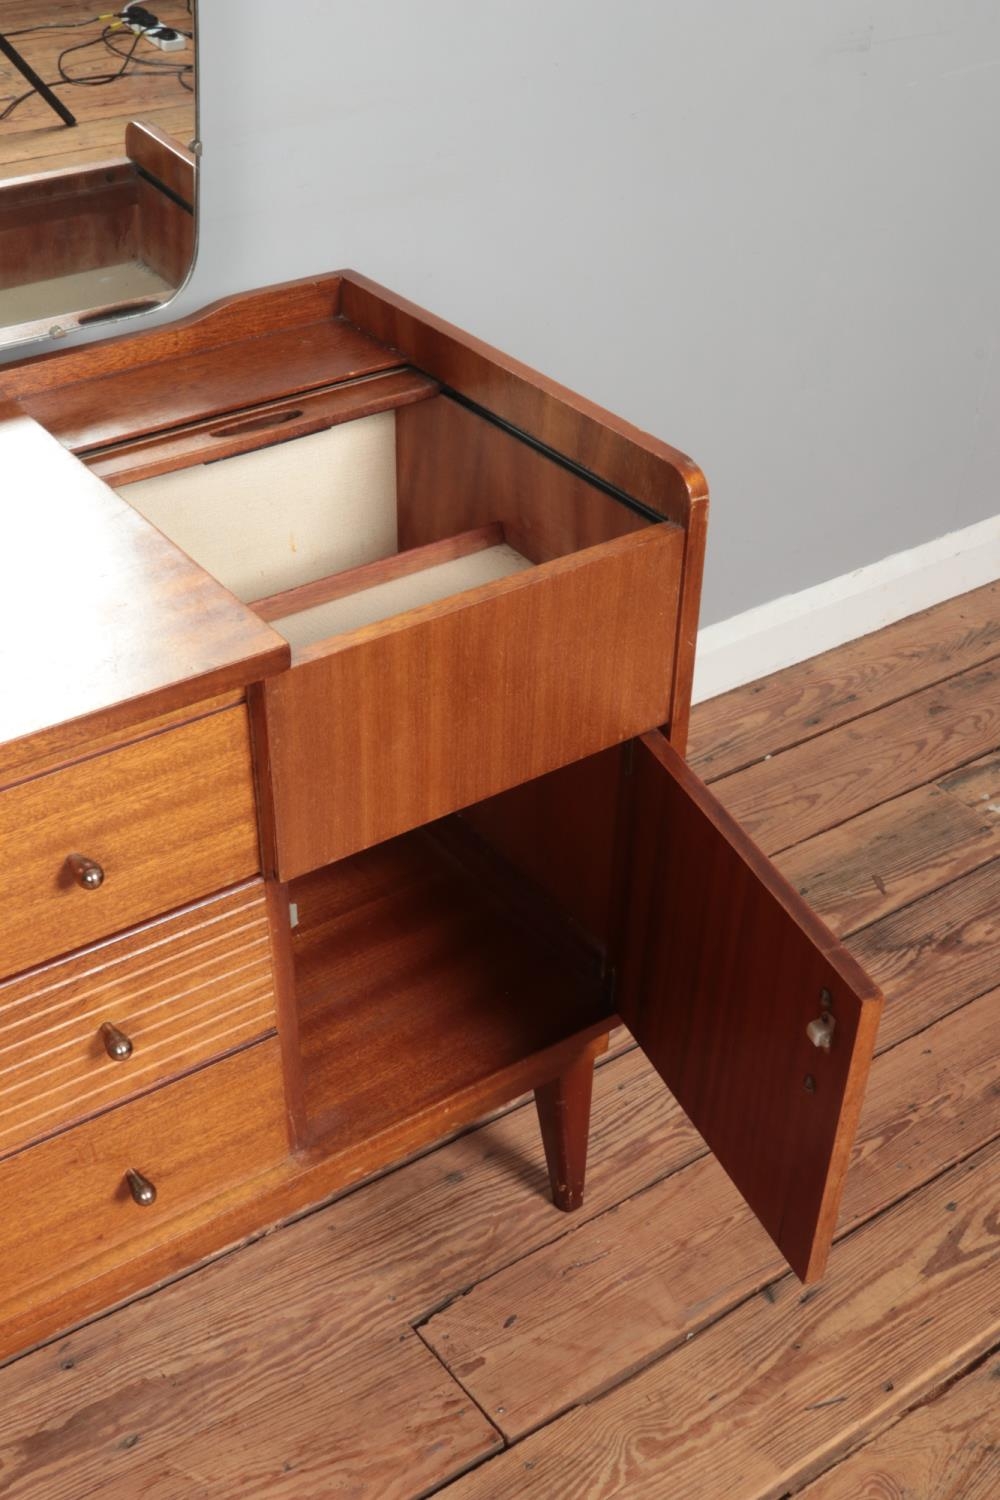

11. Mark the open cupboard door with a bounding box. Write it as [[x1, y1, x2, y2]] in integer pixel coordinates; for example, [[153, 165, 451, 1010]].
[[615, 733, 883, 1282]]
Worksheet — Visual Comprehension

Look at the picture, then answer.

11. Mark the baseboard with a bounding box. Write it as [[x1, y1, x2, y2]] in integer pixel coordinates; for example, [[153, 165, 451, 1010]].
[[693, 513, 1000, 704]]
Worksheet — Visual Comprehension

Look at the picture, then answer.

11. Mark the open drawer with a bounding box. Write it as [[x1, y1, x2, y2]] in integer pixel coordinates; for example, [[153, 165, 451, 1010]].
[[112, 382, 686, 878]]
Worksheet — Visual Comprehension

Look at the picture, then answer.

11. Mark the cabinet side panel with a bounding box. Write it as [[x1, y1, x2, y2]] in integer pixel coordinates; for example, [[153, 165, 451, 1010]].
[[396, 396, 647, 562]]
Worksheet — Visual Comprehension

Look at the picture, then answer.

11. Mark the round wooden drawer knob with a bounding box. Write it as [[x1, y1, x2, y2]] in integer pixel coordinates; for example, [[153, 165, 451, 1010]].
[[67, 853, 105, 890], [100, 1022, 134, 1061], [125, 1168, 157, 1207]]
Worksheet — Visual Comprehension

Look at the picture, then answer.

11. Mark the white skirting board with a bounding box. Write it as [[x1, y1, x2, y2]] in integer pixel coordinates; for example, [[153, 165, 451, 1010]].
[[692, 513, 1000, 704]]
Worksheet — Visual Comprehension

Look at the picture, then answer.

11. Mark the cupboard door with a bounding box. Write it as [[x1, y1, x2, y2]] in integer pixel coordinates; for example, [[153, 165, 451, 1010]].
[[617, 733, 882, 1282]]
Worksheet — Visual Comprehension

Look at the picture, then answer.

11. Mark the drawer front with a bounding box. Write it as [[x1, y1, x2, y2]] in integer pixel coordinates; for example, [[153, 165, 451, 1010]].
[[0, 708, 260, 979], [0, 883, 277, 1160], [263, 525, 684, 879], [0, 1038, 287, 1325]]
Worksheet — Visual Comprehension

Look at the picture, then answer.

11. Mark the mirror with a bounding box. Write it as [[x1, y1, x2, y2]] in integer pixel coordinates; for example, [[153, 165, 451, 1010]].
[[0, 2, 197, 348]]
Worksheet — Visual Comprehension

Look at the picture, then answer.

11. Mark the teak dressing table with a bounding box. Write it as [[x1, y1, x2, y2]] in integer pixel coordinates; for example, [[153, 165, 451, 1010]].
[[0, 274, 883, 1363]]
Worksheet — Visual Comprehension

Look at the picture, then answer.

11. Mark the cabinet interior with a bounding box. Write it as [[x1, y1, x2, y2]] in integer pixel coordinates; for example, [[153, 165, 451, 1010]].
[[291, 816, 615, 1151], [0, 162, 193, 331], [116, 391, 657, 660], [109, 382, 662, 1154]]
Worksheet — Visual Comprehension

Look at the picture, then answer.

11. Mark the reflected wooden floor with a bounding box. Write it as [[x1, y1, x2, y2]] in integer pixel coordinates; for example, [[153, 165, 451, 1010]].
[[0, 0, 195, 180], [0, 582, 998, 1499]]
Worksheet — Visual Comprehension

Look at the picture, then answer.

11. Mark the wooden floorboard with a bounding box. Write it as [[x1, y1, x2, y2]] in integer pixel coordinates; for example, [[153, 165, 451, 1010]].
[[418, 987, 1000, 1441], [0, 2, 195, 179], [712, 657, 1000, 854], [1, 582, 998, 1497], [688, 579, 1000, 782], [438, 1139, 1000, 1499], [774, 754, 1000, 937], [793, 1351, 1000, 1499], [851, 856, 1000, 1052]]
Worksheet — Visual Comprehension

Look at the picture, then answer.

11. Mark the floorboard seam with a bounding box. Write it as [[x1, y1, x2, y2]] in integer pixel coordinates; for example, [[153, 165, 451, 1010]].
[[843, 853, 1000, 946], [762, 742, 1000, 860], [410, 1006, 1000, 1328], [419, 1129, 1000, 1471], [782, 1337, 1000, 1499], [696, 633, 1000, 786]]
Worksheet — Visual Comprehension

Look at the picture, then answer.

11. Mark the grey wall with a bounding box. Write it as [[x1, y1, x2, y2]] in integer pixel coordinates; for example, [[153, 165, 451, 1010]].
[[28, 3, 1000, 623]]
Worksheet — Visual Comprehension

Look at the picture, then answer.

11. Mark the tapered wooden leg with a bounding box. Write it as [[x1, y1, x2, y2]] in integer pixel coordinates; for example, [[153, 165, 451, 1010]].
[[534, 1039, 604, 1212]]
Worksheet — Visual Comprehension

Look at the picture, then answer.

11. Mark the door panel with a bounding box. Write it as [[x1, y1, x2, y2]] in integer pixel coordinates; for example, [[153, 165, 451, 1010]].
[[617, 733, 883, 1282]]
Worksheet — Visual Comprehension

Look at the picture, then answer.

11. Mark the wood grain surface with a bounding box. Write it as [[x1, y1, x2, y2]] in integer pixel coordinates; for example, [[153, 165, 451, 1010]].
[[795, 1354, 1000, 1499], [263, 526, 683, 877], [293, 829, 611, 1146], [0, 882, 276, 1159], [850, 856, 1000, 1052], [0, 165, 138, 290], [441, 1138, 1000, 1499], [715, 658, 1000, 853], [0, 1, 195, 180], [0, 410, 286, 766], [617, 733, 882, 1282], [0, 1325, 499, 1500], [0, 585, 993, 1495], [0, 1038, 288, 1334], [420, 988, 1000, 1439], [0, 1049, 686, 1488], [88, 369, 437, 486], [21, 317, 401, 451], [133, 171, 193, 287], [342, 270, 708, 747], [124, 119, 195, 208], [0, 276, 345, 400], [395, 395, 648, 561], [775, 763, 1000, 936], [252, 524, 504, 623], [0, 708, 260, 980], [0, 688, 244, 794], [689, 579, 1000, 781]]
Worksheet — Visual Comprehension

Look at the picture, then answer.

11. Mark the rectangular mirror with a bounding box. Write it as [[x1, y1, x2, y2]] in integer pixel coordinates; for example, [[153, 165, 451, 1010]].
[[0, 1, 196, 348]]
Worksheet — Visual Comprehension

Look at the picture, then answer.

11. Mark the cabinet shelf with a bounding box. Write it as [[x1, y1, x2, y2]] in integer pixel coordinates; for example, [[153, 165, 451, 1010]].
[[291, 825, 613, 1151]]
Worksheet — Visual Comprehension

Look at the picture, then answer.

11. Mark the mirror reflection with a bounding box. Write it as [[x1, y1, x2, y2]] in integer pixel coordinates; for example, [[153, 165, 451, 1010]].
[[0, 2, 196, 346]]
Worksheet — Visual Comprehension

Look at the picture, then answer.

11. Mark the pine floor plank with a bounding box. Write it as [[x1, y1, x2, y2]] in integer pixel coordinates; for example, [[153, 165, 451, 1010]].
[[939, 747, 1000, 813], [0, 1328, 499, 1500], [795, 1353, 1000, 1499], [775, 765, 1000, 937], [420, 990, 1000, 1441], [688, 581, 1000, 782], [712, 660, 1000, 854], [0, 104, 194, 175], [438, 1139, 1000, 1500], [850, 857, 1000, 1051]]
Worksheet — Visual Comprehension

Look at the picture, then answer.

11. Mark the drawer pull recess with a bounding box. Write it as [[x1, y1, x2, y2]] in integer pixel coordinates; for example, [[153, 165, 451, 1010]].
[[67, 853, 105, 891], [100, 1022, 134, 1061], [125, 1168, 157, 1206]]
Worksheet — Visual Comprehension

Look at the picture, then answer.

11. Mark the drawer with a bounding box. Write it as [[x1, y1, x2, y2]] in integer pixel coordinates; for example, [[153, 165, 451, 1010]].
[[0, 707, 261, 979], [0, 1038, 288, 1325], [0, 882, 277, 1159], [116, 395, 685, 878]]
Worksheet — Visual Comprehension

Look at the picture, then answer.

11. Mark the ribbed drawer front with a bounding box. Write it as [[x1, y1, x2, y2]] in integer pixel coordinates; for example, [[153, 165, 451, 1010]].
[[0, 1037, 288, 1325], [0, 707, 261, 981], [0, 882, 277, 1159]]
